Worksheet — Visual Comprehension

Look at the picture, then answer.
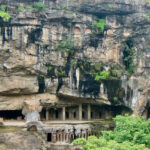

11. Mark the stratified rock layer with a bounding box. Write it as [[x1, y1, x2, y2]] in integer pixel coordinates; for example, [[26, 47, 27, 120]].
[[0, 0, 150, 119]]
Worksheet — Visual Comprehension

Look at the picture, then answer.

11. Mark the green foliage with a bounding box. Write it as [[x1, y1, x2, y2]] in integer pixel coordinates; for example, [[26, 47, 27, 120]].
[[73, 115, 150, 150], [67, 23, 73, 28], [25, 5, 34, 10], [0, 5, 6, 11], [123, 41, 137, 75], [95, 70, 110, 81], [18, 6, 24, 12], [113, 96, 118, 101], [0, 11, 10, 22], [93, 63, 102, 71], [34, 2, 46, 11], [55, 38, 75, 54], [56, 6, 61, 10], [58, 70, 66, 77], [111, 68, 123, 78], [108, 4, 116, 9], [103, 115, 150, 148], [146, 0, 150, 4], [92, 19, 106, 33]]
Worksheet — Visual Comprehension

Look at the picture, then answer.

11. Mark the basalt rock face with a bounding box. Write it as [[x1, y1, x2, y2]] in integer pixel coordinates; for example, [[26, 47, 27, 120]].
[[0, 0, 150, 116]]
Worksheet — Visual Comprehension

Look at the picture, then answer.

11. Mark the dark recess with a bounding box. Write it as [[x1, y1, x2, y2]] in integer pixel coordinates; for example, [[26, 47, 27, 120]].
[[0, 110, 24, 120], [38, 76, 45, 93]]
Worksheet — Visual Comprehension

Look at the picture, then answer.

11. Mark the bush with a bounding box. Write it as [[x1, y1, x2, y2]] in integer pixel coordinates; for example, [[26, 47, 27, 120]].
[[95, 70, 110, 81], [0, 11, 10, 22], [92, 19, 106, 33], [34, 2, 46, 11], [55, 38, 75, 54], [18, 6, 24, 12], [0, 5, 6, 11], [25, 5, 34, 10]]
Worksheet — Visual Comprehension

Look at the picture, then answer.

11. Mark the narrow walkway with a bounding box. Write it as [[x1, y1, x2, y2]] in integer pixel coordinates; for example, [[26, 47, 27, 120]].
[[3, 121, 26, 127], [43, 119, 108, 125]]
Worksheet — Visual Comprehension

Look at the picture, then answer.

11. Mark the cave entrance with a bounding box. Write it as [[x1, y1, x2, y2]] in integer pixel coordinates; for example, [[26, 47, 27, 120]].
[[40, 108, 46, 121], [38, 76, 45, 93], [0, 110, 24, 121], [47, 133, 52, 142]]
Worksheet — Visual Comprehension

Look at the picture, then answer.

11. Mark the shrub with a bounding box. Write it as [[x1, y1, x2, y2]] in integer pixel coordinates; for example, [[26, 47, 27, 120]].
[[55, 38, 75, 53], [0, 11, 10, 22], [18, 6, 24, 12], [92, 19, 106, 33], [95, 70, 110, 81], [0, 5, 6, 11], [123, 40, 137, 74], [34, 2, 46, 11], [25, 5, 34, 10]]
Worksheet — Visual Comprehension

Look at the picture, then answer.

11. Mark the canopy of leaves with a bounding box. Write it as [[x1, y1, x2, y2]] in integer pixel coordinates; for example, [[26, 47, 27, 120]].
[[72, 115, 150, 150]]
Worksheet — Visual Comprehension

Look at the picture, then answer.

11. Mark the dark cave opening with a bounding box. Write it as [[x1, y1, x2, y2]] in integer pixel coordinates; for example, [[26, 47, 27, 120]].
[[0, 110, 24, 120], [47, 133, 52, 142], [28, 28, 42, 44], [40, 108, 46, 121], [38, 76, 45, 93], [79, 74, 100, 99]]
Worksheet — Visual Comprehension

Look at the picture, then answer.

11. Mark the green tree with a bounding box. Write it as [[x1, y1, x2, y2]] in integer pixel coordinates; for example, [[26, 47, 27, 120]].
[[72, 115, 150, 150]]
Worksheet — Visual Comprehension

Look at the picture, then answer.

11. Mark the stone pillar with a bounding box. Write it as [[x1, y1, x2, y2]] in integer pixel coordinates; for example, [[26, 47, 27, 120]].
[[52, 133, 57, 143], [46, 109, 49, 121], [57, 133, 59, 142], [62, 107, 66, 121], [88, 104, 91, 120], [79, 104, 82, 121], [66, 133, 69, 143]]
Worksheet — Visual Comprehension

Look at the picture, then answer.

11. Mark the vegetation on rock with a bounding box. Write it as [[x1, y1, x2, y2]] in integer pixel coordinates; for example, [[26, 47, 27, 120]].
[[95, 70, 110, 81], [92, 19, 106, 33], [0, 4, 10, 22], [0, 11, 10, 22], [123, 40, 137, 75], [55, 37, 75, 54], [34, 2, 46, 11]]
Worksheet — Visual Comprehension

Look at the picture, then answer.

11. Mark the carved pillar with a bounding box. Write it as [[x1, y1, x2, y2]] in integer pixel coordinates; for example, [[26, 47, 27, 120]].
[[62, 107, 66, 121], [52, 132, 57, 143], [66, 133, 68, 143], [56, 133, 59, 142], [46, 109, 49, 121], [88, 104, 91, 120], [79, 104, 82, 121]]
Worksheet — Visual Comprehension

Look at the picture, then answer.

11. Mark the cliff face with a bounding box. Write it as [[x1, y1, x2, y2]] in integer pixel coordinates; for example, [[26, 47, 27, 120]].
[[0, 0, 150, 117]]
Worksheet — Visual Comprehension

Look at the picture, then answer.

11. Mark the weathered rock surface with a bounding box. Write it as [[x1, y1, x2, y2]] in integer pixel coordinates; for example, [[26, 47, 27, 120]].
[[0, 130, 43, 150], [0, 0, 150, 134]]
